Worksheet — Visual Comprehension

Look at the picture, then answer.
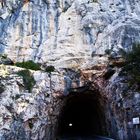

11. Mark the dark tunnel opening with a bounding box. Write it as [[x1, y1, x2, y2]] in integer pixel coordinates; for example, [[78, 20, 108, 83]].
[[56, 92, 107, 138]]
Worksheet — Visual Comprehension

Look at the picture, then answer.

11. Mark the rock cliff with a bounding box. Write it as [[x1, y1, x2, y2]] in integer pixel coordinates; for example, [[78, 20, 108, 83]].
[[1, 0, 140, 67], [0, 0, 140, 140]]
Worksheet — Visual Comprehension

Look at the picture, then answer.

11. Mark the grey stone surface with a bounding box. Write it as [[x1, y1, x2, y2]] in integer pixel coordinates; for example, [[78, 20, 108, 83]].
[[0, 0, 140, 68], [0, 0, 140, 140]]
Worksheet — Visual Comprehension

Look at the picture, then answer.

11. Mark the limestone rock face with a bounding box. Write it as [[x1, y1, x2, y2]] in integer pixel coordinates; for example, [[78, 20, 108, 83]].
[[0, 0, 140, 68], [0, 65, 140, 140], [0, 66, 65, 140], [0, 0, 140, 140]]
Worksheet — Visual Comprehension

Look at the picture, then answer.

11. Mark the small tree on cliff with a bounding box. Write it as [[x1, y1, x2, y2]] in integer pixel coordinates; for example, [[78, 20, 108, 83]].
[[120, 43, 140, 86]]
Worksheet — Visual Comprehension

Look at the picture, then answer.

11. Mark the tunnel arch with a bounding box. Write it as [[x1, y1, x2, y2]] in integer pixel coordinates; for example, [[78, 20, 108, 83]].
[[56, 90, 108, 138]]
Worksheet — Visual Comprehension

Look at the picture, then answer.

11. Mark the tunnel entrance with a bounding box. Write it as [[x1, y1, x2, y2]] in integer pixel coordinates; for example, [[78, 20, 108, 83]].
[[56, 91, 107, 138]]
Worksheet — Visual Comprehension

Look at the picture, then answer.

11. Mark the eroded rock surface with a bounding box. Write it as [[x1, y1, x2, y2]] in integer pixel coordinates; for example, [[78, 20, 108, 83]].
[[0, 0, 140, 140], [0, 0, 140, 68]]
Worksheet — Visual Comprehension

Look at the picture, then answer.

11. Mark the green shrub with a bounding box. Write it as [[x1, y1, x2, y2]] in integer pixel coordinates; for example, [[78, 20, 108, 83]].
[[15, 60, 41, 70], [45, 65, 55, 73], [0, 54, 7, 59], [0, 54, 13, 65], [120, 43, 140, 85], [17, 70, 36, 92]]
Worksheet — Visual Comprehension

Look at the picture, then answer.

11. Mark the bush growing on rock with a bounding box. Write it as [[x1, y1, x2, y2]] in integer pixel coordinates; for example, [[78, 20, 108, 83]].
[[45, 65, 55, 73], [15, 60, 41, 70], [17, 70, 35, 92], [0, 54, 14, 65], [120, 43, 140, 86], [0, 54, 7, 59]]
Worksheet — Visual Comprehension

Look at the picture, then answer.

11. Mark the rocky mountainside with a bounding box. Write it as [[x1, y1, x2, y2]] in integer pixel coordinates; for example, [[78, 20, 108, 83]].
[[0, 0, 140, 140], [0, 0, 140, 67]]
